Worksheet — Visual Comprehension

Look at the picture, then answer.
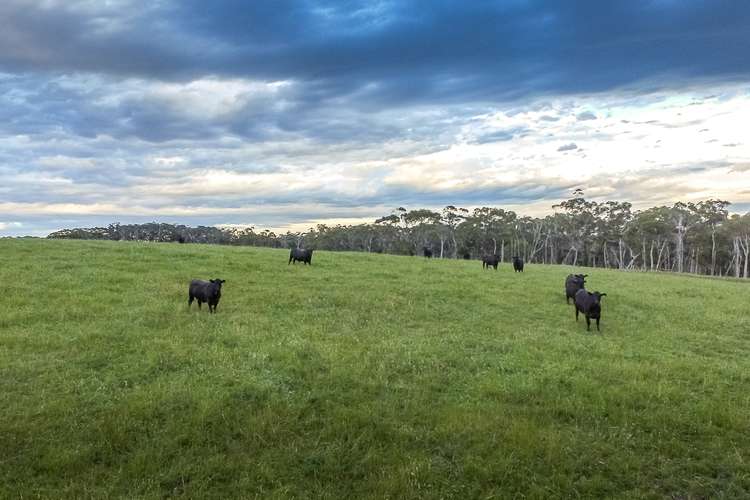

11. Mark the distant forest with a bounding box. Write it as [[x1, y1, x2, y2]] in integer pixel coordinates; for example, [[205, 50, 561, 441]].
[[48, 194, 750, 278]]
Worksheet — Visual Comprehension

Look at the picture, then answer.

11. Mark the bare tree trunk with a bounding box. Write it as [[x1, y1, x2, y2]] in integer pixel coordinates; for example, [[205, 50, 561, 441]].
[[692, 248, 696, 273], [563, 247, 574, 265], [696, 248, 702, 275], [501, 240, 505, 262], [733, 237, 741, 277], [711, 226, 717, 276], [439, 237, 445, 259], [627, 248, 640, 270], [656, 240, 667, 271], [492, 238, 497, 255], [573, 247, 578, 267], [529, 223, 542, 263], [675, 215, 686, 273], [649, 240, 655, 270]]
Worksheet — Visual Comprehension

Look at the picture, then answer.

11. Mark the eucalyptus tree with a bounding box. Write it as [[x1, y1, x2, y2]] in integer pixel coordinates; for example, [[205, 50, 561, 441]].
[[594, 201, 633, 269], [725, 213, 750, 278], [465, 207, 517, 259], [552, 195, 598, 266], [693, 200, 730, 275], [440, 205, 468, 258], [669, 202, 703, 273], [401, 209, 441, 255]]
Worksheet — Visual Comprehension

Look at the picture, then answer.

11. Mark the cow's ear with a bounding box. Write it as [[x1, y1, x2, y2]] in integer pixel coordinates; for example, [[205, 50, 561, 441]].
[[599, 293, 606, 297], [209, 279, 216, 283], [221, 279, 226, 283]]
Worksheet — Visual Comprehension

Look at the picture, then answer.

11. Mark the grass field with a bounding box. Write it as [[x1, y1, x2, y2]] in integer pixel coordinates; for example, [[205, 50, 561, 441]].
[[1, 239, 749, 499]]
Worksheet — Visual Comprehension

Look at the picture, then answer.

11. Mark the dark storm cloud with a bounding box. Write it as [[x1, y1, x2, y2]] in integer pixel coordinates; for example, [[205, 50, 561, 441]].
[[473, 127, 528, 144], [2, 0, 749, 103], [576, 111, 597, 121], [372, 181, 576, 208], [2, 0, 749, 146]]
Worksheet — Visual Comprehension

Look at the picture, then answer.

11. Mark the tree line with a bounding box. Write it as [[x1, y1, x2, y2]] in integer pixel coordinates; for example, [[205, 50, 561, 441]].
[[47, 194, 750, 278]]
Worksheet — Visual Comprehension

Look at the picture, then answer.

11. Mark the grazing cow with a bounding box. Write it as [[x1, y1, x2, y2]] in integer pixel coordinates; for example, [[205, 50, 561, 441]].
[[188, 279, 225, 313], [289, 248, 314, 265], [482, 254, 500, 270], [463, 252, 471, 260], [423, 247, 433, 258], [565, 274, 588, 304], [574, 289, 607, 331], [512, 256, 524, 272]]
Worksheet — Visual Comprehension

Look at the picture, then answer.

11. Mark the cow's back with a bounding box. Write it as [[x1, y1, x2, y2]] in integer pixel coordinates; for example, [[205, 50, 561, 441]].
[[190, 279, 209, 295]]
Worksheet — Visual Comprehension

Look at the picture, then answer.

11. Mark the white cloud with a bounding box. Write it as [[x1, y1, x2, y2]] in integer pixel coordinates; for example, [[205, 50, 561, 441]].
[[0, 221, 22, 230], [1, 78, 749, 235]]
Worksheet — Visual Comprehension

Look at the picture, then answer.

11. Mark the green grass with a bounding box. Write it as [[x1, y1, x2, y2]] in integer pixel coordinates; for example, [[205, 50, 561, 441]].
[[1, 239, 749, 499]]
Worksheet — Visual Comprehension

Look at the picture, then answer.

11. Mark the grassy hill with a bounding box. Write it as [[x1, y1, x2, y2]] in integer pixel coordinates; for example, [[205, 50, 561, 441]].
[[1, 239, 748, 499]]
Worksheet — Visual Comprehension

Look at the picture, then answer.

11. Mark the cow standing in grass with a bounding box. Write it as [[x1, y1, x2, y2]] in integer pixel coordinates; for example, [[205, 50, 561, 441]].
[[423, 247, 433, 258], [482, 254, 500, 270], [574, 289, 607, 332], [512, 256, 524, 272], [289, 248, 314, 265], [565, 274, 587, 304], [188, 279, 225, 313]]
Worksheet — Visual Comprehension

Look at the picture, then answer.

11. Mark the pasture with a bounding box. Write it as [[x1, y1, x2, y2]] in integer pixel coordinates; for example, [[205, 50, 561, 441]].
[[1, 239, 749, 498]]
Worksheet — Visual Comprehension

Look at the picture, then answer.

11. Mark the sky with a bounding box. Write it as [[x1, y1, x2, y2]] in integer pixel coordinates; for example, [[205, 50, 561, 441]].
[[1, 0, 749, 236]]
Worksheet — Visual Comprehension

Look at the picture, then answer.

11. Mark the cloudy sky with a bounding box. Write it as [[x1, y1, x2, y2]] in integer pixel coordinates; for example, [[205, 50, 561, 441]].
[[1, 0, 749, 236]]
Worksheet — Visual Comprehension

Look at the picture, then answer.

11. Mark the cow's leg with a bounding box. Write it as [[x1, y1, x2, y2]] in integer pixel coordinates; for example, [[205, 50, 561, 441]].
[[596, 318, 600, 332], [198, 300, 202, 309], [575, 308, 579, 321], [586, 316, 591, 331], [188, 294, 194, 308]]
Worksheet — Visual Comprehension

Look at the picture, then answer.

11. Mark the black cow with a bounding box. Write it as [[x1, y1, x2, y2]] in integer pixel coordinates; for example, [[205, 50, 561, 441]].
[[565, 274, 588, 304], [462, 252, 471, 260], [423, 247, 433, 258], [512, 256, 524, 272], [188, 279, 225, 313], [289, 248, 314, 265], [482, 254, 500, 270], [574, 289, 607, 331]]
